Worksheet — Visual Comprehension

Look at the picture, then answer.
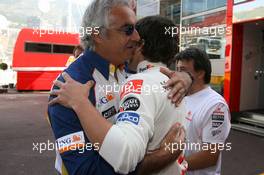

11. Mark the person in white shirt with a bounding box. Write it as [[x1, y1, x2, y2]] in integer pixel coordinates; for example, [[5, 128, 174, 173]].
[[50, 16, 189, 175], [175, 47, 231, 175]]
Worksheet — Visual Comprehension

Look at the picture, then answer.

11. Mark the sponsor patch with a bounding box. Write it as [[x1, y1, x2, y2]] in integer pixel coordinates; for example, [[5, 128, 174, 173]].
[[212, 130, 221, 136], [116, 112, 140, 125], [102, 106, 117, 119], [212, 121, 223, 128], [56, 131, 85, 153], [99, 93, 115, 106], [212, 114, 224, 121], [120, 80, 143, 99], [212, 107, 225, 128], [120, 97, 140, 112]]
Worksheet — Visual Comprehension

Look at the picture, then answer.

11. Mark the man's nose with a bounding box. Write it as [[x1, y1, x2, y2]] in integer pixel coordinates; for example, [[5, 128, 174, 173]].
[[130, 28, 140, 41]]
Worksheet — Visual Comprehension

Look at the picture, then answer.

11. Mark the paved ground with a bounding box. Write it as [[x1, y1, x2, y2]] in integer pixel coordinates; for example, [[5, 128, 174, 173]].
[[0, 93, 56, 175], [0, 93, 264, 175], [222, 130, 264, 175]]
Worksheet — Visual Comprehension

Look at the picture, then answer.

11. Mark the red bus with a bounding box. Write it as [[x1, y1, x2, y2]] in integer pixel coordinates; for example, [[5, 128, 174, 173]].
[[12, 28, 79, 90]]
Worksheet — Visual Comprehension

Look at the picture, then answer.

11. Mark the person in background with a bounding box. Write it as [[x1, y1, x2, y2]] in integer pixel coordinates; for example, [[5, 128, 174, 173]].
[[175, 47, 231, 175], [0, 62, 8, 70], [65, 45, 84, 67], [0, 62, 9, 88]]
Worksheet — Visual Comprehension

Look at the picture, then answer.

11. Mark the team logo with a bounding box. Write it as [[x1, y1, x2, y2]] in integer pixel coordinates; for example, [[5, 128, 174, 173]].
[[120, 80, 143, 99], [120, 97, 140, 112], [102, 106, 117, 119], [116, 112, 140, 125]]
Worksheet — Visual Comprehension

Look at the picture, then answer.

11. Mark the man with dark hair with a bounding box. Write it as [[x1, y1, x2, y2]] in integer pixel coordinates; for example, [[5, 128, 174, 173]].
[[175, 47, 231, 175], [175, 47, 211, 84], [135, 16, 179, 66], [50, 15, 188, 175]]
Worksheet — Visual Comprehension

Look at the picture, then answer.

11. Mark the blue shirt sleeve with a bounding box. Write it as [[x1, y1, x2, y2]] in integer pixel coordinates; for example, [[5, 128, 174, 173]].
[[48, 72, 120, 175]]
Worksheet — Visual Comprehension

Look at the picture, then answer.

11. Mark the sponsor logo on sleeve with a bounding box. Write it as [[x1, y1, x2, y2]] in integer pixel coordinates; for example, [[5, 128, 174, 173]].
[[212, 130, 222, 137], [120, 97, 140, 112], [120, 80, 143, 99], [116, 112, 140, 125], [56, 131, 85, 153], [212, 107, 225, 128], [212, 114, 224, 121], [102, 106, 117, 119], [212, 121, 223, 128]]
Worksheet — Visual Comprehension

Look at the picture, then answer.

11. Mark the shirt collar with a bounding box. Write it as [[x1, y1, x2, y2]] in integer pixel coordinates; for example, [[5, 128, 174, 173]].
[[82, 49, 113, 80], [137, 60, 167, 73], [187, 86, 210, 98]]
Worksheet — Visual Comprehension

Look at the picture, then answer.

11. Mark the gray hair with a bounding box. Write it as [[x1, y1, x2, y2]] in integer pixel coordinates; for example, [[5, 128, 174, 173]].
[[81, 0, 131, 49]]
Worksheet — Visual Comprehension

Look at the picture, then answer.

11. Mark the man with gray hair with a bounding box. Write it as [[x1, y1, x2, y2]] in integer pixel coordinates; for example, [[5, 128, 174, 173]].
[[49, 1, 141, 174], [48, 0, 192, 175]]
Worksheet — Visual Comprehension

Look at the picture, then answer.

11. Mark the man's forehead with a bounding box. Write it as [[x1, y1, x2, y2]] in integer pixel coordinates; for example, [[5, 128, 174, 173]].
[[177, 59, 193, 64], [177, 60, 192, 68], [109, 5, 136, 27], [176, 60, 184, 65]]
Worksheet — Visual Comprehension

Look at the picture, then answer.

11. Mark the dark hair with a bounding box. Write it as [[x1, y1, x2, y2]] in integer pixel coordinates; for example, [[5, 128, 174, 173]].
[[73, 45, 84, 53], [135, 16, 179, 66], [175, 47, 211, 84], [73, 45, 84, 57]]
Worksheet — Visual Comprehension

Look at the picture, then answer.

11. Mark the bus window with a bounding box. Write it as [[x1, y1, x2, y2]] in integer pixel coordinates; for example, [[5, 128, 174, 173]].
[[25, 42, 52, 53], [53, 44, 75, 54]]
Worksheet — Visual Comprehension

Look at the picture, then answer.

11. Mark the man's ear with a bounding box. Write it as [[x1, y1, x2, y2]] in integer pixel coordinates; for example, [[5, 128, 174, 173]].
[[197, 70, 205, 80]]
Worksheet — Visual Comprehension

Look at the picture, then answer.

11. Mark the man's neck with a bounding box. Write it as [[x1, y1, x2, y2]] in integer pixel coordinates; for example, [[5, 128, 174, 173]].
[[188, 83, 208, 95], [127, 56, 144, 72]]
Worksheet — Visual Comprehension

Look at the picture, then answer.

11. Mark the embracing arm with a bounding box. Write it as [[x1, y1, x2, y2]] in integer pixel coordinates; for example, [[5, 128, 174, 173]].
[[49, 72, 155, 174], [160, 67, 193, 105], [137, 123, 185, 175], [49, 73, 112, 146], [73, 99, 112, 147]]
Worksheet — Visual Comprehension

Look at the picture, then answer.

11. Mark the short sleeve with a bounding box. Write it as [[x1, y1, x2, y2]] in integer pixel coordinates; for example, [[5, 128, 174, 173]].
[[202, 103, 231, 144]]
